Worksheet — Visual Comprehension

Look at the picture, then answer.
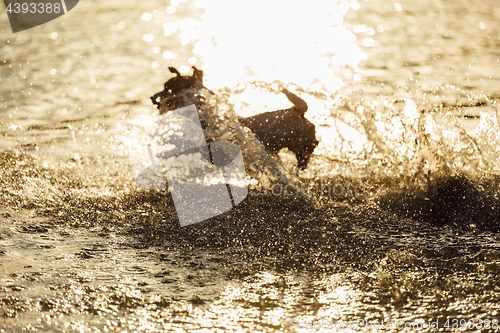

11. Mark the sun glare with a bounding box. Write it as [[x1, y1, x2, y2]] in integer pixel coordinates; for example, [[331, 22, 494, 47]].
[[193, 0, 363, 90]]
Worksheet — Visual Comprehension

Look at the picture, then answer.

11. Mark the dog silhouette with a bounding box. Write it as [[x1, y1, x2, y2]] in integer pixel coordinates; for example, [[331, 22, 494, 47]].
[[151, 66, 318, 169]]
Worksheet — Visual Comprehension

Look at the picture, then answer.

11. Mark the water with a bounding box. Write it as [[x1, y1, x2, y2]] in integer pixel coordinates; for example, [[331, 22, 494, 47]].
[[1, 0, 500, 331]]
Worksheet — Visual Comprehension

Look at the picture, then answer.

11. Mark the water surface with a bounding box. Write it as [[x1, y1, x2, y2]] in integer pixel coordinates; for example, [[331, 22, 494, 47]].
[[1, 0, 500, 331]]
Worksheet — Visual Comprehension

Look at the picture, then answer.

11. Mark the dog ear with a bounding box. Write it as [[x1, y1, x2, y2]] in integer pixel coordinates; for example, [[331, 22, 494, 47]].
[[282, 88, 308, 117], [169, 66, 181, 76], [192, 66, 203, 80]]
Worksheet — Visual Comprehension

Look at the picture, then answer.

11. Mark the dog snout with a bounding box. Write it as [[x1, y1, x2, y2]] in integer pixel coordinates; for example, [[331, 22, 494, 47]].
[[151, 92, 164, 108]]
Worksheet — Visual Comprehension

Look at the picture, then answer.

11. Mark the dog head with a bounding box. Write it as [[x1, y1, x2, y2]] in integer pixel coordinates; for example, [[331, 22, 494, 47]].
[[151, 66, 207, 112]]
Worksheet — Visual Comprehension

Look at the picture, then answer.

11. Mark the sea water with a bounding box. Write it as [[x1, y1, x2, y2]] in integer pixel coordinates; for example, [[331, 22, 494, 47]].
[[1, 0, 500, 331]]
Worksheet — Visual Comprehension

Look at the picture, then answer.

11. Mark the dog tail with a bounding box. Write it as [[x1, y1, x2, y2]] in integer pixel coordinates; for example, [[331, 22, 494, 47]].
[[282, 88, 308, 116]]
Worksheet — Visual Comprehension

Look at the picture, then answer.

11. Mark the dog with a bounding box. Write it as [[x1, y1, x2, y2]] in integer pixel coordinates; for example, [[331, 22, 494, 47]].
[[151, 66, 318, 170]]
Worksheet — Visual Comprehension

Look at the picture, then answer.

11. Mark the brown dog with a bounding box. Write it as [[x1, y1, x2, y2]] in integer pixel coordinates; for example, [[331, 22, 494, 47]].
[[151, 66, 318, 169]]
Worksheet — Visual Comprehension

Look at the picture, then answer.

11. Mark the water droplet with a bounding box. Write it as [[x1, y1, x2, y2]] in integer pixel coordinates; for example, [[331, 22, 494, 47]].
[[362, 38, 375, 47], [143, 34, 154, 42]]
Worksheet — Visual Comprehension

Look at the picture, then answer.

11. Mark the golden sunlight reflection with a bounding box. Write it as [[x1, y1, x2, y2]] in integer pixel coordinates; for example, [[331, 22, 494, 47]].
[[195, 0, 364, 90], [201, 271, 363, 329]]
